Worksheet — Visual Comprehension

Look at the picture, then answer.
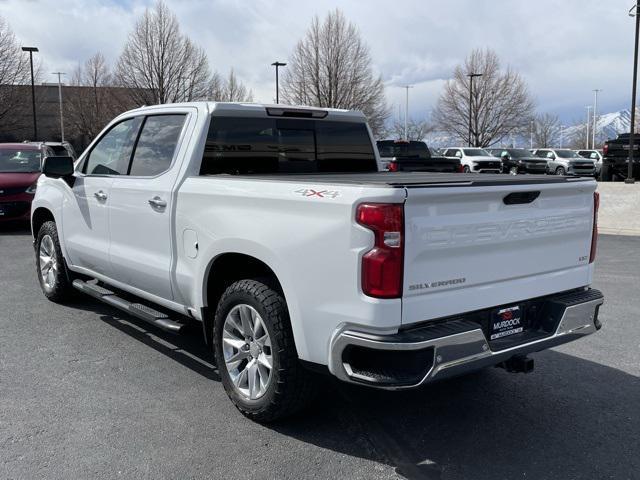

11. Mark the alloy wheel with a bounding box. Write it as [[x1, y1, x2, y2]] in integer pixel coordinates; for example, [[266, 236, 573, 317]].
[[222, 304, 273, 400], [38, 235, 57, 293]]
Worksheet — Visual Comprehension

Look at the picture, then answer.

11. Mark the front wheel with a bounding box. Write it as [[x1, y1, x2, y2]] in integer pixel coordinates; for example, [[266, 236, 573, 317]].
[[35, 221, 75, 302], [463, 165, 471, 173], [213, 279, 317, 422], [509, 166, 519, 175], [555, 166, 566, 176]]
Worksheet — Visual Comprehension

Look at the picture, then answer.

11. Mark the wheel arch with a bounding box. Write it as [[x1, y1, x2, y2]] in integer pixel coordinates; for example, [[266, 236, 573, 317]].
[[201, 252, 287, 348], [31, 207, 56, 239]]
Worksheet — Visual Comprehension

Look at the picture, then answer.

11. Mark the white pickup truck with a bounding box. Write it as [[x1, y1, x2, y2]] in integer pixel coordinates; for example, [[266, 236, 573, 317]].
[[32, 102, 604, 422]]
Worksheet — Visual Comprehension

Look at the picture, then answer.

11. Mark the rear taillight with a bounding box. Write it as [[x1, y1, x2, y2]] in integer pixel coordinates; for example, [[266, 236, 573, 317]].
[[388, 161, 399, 172], [602, 144, 609, 156], [356, 203, 404, 298], [590, 191, 599, 263]]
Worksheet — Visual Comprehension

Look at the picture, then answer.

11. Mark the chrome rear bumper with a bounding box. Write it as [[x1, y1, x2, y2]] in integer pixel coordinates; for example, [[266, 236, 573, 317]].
[[329, 289, 604, 389]]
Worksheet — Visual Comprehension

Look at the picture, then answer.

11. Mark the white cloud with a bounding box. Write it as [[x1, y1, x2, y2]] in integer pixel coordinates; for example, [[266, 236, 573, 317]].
[[0, 0, 634, 121]]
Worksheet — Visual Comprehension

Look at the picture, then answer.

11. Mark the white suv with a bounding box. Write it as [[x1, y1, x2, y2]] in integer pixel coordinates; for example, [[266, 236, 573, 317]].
[[442, 147, 502, 173]]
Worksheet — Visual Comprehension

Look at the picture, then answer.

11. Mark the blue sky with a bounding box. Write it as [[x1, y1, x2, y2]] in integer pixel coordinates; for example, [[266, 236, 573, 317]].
[[0, 0, 635, 124]]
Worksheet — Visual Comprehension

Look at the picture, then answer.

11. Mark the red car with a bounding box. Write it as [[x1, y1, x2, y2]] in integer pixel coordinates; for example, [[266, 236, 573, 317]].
[[0, 143, 53, 224]]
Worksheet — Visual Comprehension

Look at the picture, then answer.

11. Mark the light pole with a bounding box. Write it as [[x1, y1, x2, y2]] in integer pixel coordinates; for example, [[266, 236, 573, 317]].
[[271, 61, 286, 104], [467, 73, 482, 147], [52, 72, 66, 142], [22, 46, 39, 140], [530, 119, 534, 149], [402, 85, 413, 140], [592, 89, 601, 149], [585, 106, 592, 149], [627, 1, 639, 183]]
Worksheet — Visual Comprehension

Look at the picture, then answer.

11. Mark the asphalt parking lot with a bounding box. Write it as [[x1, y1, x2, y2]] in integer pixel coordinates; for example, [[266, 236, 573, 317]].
[[1, 226, 638, 480]]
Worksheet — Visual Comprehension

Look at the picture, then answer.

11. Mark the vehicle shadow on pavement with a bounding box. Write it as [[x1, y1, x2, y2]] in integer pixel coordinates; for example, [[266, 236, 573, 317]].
[[71, 297, 220, 382], [274, 353, 640, 480], [85, 300, 638, 480]]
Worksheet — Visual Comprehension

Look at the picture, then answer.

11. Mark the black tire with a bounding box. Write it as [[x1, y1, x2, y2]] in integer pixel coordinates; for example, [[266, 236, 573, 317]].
[[35, 221, 75, 302], [213, 279, 317, 422], [600, 163, 611, 182], [556, 166, 566, 176], [463, 165, 471, 173]]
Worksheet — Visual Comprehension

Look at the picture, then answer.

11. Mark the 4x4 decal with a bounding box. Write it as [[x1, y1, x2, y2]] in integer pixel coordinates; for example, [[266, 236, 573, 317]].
[[294, 188, 341, 199]]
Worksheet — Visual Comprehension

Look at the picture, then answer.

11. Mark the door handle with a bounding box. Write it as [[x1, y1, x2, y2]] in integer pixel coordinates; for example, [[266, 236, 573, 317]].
[[94, 190, 107, 201], [148, 196, 167, 209]]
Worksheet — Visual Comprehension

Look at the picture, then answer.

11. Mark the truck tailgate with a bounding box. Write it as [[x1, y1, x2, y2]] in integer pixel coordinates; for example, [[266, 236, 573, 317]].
[[402, 180, 597, 325]]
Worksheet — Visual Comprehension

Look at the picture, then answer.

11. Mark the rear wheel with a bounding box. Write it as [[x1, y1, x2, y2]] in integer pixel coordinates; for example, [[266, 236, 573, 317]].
[[213, 279, 317, 422], [35, 221, 74, 302], [600, 163, 611, 181], [555, 166, 566, 176]]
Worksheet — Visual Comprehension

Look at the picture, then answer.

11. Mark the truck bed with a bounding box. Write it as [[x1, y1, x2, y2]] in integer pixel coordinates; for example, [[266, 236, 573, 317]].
[[214, 172, 595, 187]]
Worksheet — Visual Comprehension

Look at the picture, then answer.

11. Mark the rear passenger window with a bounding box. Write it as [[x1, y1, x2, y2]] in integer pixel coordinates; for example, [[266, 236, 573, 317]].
[[129, 114, 186, 176], [200, 116, 376, 175]]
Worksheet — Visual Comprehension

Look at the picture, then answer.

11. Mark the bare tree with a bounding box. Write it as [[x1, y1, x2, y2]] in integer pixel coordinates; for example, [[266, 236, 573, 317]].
[[115, 1, 210, 105], [281, 9, 389, 135], [66, 53, 137, 145], [0, 16, 32, 129], [381, 118, 434, 141], [533, 113, 560, 148], [208, 69, 253, 102], [433, 48, 535, 147]]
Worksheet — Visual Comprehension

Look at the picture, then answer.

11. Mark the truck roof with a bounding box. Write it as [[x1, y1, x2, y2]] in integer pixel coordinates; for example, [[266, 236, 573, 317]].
[[127, 101, 366, 122]]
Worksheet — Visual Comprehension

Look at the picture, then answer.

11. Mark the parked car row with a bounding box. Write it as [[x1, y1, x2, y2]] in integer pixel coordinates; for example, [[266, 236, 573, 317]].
[[376, 140, 601, 178]]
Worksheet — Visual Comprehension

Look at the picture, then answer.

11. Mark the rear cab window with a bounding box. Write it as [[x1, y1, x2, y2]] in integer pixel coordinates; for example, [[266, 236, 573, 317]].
[[375, 141, 429, 160], [200, 116, 377, 175]]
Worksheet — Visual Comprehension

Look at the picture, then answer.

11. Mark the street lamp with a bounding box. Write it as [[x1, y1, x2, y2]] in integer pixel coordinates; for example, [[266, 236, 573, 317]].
[[21, 46, 39, 140], [402, 85, 413, 140], [51, 72, 66, 142], [627, 1, 639, 183], [467, 73, 482, 147], [271, 61, 286, 104], [592, 89, 601, 149], [585, 106, 592, 149], [530, 119, 534, 149]]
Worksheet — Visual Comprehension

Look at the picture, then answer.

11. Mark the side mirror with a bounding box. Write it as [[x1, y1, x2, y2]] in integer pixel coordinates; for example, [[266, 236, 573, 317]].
[[43, 156, 74, 178]]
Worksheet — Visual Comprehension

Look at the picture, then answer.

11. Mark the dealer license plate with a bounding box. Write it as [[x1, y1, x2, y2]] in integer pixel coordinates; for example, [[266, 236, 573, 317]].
[[489, 305, 524, 340]]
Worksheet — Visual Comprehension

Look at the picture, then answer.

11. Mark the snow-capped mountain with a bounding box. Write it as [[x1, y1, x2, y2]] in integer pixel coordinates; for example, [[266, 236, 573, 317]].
[[563, 109, 632, 144]]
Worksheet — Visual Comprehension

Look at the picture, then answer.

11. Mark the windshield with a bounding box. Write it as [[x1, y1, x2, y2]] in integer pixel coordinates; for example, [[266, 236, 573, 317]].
[[48, 145, 68, 156], [0, 149, 42, 173], [377, 141, 429, 160], [463, 148, 490, 156], [555, 150, 581, 159], [506, 149, 531, 158]]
